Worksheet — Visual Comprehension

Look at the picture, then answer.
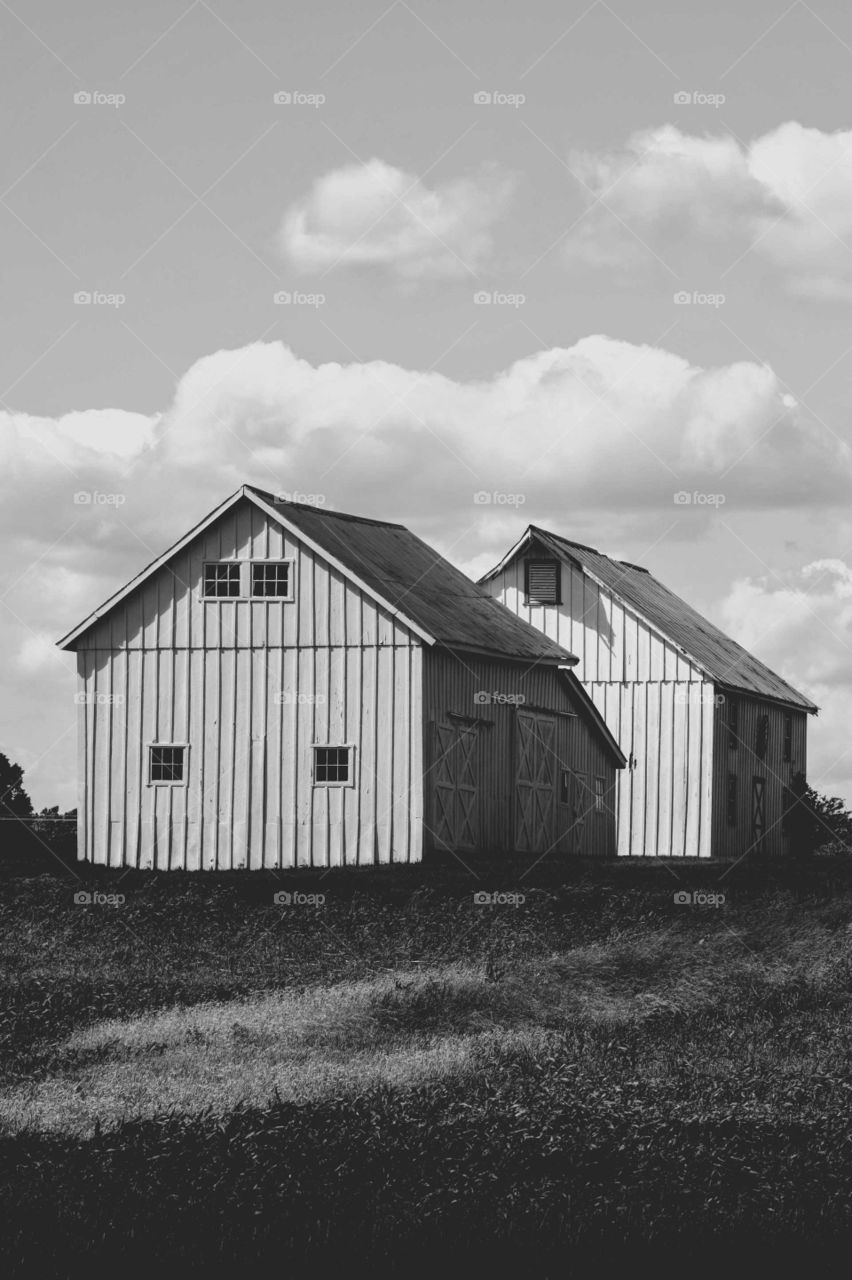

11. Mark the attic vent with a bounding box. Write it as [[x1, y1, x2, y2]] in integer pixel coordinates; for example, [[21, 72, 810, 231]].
[[524, 559, 561, 605]]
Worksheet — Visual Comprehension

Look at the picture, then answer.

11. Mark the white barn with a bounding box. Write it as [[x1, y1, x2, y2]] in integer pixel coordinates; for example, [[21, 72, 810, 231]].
[[58, 488, 624, 869], [479, 526, 817, 859]]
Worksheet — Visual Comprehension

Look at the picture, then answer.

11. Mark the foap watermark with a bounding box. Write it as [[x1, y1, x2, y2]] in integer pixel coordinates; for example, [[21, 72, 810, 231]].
[[273, 891, 326, 906], [473, 490, 526, 507], [74, 891, 125, 906], [473, 891, 526, 906], [473, 290, 525, 307], [275, 491, 326, 506], [673, 890, 726, 908], [74, 291, 126, 307], [673, 90, 726, 108], [674, 688, 726, 707], [74, 692, 125, 706], [674, 290, 725, 307], [473, 91, 525, 108], [273, 90, 325, 107], [275, 691, 326, 706], [74, 90, 125, 108], [673, 491, 726, 507], [474, 691, 526, 706], [73, 491, 126, 506], [273, 290, 325, 307]]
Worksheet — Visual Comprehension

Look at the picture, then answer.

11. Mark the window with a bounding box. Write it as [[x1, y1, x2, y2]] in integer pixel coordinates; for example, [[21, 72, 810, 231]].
[[727, 697, 739, 751], [524, 559, 561, 605], [203, 562, 241, 598], [251, 561, 292, 598], [782, 785, 794, 837], [559, 769, 571, 805], [752, 777, 766, 845], [594, 777, 605, 813], [783, 715, 793, 763], [726, 773, 737, 826], [313, 745, 353, 786], [149, 745, 186, 784], [755, 714, 769, 761]]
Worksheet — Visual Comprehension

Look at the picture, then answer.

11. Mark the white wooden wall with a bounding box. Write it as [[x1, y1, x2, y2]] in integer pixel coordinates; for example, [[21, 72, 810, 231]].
[[75, 499, 423, 868], [484, 555, 714, 857]]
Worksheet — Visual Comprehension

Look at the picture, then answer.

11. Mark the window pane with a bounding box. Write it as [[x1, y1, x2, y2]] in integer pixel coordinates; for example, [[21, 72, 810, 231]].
[[203, 563, 241, 597], [251, 562, 291, 597], [314, 746, 350, 784], [150, 745, 185, 783]]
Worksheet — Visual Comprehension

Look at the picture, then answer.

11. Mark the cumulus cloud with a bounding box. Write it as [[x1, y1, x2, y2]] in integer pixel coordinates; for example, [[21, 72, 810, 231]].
[[720, 560, 852, 802], [279, 158, 514, 279], [566, 121, 852, 296]]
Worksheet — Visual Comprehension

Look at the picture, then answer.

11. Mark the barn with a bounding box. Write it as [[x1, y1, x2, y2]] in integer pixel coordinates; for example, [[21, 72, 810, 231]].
[[479, 525, 818, 859], [57, 487, 624, 869]]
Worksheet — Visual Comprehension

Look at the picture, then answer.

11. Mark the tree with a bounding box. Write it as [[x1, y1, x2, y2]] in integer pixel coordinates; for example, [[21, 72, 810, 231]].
[[787, 771, 852, 856], [0, 752, 33, 820]]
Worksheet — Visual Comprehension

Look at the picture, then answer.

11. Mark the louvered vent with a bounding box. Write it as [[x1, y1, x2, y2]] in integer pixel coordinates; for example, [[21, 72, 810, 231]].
[[525, 559, 560, 604]]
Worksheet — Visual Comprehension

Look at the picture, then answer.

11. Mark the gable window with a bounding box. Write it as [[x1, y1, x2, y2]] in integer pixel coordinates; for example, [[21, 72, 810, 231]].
[[783, 715, 793, 763], [313, 745, 354, 786], [149, 745, 186, 785], [251, 561, 293, 599], [524, 558, 561, 605], [203, 562, 241, 598], [593, 777, 605, 813], [726, 773, 737, 826], [727, 697, 739, 751]]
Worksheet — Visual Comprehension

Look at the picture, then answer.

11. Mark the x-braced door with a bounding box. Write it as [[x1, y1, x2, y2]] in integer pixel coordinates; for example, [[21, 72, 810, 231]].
[[432, 722, 479, 850], [515, 711, 557, 853]]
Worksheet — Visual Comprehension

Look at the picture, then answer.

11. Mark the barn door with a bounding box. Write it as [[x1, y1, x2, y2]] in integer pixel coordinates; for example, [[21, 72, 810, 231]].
[[432, 722, 479, 850], [752, 776, 766, 849], [515, 711, 557, 853]]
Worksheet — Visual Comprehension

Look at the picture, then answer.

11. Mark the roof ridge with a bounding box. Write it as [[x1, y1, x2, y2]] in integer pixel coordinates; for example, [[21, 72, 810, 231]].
[[246, 486, 407, 529]]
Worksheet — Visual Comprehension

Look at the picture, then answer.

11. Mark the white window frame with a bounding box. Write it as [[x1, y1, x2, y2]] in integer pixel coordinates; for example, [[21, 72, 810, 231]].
[[312, 743, 356, 788], [147, 743, 189, 786], [249, 558, 295, 601]]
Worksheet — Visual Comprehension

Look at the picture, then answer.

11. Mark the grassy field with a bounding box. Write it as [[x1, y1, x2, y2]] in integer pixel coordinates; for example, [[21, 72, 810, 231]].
[[3, 854, 852, 1275]]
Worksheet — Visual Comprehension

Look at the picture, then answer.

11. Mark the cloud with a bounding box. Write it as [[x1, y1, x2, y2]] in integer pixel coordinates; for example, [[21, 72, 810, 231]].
[[565, 121, 852, 296], [279, 158, 514, 279], [719, 559, 852, 803]]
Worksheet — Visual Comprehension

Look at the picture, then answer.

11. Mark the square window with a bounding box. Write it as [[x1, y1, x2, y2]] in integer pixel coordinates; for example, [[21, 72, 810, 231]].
[[314, 745, 353, 785], [251, 561, 292, 598], [149, 745, 186, 784], [203, 562, 241, 598], [524, 559, 561, 605]]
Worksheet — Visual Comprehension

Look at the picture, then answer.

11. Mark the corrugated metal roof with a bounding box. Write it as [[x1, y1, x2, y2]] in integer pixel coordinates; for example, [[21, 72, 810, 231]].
[[488, 525, 817, 712], [247, 488, 575, 664]]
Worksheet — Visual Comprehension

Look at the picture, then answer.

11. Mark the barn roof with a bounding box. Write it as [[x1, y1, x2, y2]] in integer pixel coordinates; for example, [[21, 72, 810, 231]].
[[245, 488, 574, 664], [479, 525, 817, 713], [57, 487, 575, 667]]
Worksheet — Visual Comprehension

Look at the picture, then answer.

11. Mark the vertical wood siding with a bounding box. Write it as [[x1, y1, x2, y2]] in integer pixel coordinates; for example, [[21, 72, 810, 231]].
[[483, 554, 715, 856], [422, 652, 618, 857], [75, 499, 422, 868], [710, 696, 807, 859]]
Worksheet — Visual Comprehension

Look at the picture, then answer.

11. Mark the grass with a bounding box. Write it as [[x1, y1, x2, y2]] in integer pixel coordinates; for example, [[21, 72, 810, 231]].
[[3, 854, 852, 1274]]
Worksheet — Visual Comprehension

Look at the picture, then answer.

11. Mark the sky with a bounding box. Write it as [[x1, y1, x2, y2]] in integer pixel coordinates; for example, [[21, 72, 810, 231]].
[[3, 0, 852, 811]]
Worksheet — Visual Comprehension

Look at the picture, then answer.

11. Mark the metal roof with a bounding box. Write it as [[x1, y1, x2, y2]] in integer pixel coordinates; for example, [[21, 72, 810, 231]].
[[481, 524, 817, 712], [246, 488, 574, 664]]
